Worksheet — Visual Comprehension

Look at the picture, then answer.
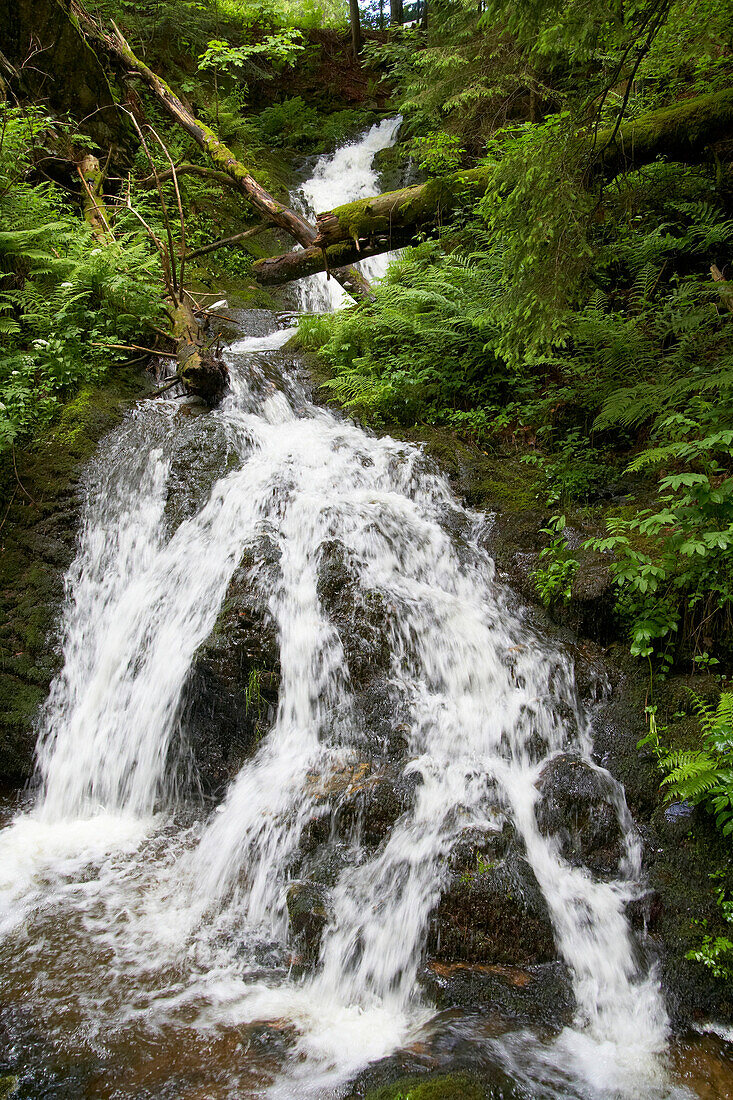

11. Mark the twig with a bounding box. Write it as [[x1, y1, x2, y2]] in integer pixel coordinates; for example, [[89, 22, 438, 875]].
[[122, 107, 178, 297], [146, 124, 188, 292], [150, 376, 181, 397], [121, 175, 173, 291], [0, 484, 18, 539], [11, 444, 37, 506], [91, 340, 163, 355]]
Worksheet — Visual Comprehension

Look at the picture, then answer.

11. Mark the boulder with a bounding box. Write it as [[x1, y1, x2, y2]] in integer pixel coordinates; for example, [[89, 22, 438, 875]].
[[316, 539, 394, 689], [176, 558, 280, 796], [535, 753, 625, 878], [428, 825, 556, 966], [286, 880, 330, 961]]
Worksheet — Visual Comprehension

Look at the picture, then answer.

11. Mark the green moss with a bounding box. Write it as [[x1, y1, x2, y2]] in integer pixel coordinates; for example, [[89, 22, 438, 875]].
[[0, 365, 147, 780], [365, 1074, 485, 1100], [0, 1076, 18, 1100], [329, 167, 491, 240]]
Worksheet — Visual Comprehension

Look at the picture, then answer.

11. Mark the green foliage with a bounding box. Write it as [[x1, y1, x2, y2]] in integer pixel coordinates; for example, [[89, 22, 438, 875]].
[[522, 431, 606, 508], [244, 668, 263, 715], [0, 108, 162, 453], [198, 31, 305, 79], [532, 515, 579, 608], [410, 131, 466, 174], [86, 0, 347, 55], [586, 408, 733, 660], [304, 240, 520, 428], [255, 98, 373, 151], [363, 7, 531, 150], [639, 702, 733, 973], [686, 872, 733, 979], [642, 694, 733, 834]]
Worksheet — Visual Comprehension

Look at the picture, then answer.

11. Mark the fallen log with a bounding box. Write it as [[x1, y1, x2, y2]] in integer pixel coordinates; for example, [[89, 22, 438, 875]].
[[72, 3, 373, 302], [253, 230, 417, 286], [253, 89, 733, 286]]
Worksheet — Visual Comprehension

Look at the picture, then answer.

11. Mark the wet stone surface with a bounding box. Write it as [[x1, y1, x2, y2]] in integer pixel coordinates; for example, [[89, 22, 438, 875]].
[[535, 753, 626, 878], [427, 822, 557, 967]]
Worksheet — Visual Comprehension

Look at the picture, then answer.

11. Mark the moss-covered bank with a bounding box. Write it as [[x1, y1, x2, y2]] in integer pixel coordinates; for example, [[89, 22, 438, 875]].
[[0, 366, 150, 781]]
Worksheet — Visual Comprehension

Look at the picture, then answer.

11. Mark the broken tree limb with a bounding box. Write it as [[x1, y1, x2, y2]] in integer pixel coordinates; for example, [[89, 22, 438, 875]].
[[185, 223, 269, 262], [711, 264, 733, 314], [169, 296, 228, 402], [253, 231, 417, 286], [139, 163, 237, 191], [72, 3, 373, 302], [77, 153, 113, 241], [252, 89, 733, 287]]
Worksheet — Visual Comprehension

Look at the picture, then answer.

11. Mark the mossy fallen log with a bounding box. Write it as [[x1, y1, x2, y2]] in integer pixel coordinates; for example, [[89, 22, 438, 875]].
[[71, 2, 372, 303], [253, 89, 733, 286]]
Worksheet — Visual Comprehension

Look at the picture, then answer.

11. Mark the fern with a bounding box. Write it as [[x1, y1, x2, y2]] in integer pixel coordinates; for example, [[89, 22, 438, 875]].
[[658, 692, 733, 836]]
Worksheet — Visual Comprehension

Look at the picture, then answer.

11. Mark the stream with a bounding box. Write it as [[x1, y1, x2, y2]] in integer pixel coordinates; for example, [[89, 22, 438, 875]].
[[0, 120, 732, 1100]]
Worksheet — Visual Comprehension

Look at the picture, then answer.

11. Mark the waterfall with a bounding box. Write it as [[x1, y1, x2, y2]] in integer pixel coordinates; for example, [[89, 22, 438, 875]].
[[0, 121, 688, 1100], [292, 115, 403, 312]]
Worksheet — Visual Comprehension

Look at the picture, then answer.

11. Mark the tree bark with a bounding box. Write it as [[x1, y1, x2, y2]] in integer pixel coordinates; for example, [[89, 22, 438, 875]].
[[253, 232, 416, 285], [169, 296, 228, 402], [77, 153, 112, 241], [185, 223, 269, 262], [71, 3, 373, 302], [252, 88, 733, 286], [350, 0, 362, 58], [390, 0, 403, 25]]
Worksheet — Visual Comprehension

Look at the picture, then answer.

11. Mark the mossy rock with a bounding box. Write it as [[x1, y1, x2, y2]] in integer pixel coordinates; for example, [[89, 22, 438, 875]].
[[0, 1077, 18, 1100], [365, 1074, 486, 1100]]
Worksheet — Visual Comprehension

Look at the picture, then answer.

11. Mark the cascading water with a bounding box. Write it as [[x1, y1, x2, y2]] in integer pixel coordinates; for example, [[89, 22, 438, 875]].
[[291, 115, 403, 312], [0, 121, 701, 1099]]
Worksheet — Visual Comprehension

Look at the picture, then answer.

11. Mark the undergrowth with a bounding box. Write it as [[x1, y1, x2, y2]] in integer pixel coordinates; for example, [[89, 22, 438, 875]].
[[0, 108, 162, 454]]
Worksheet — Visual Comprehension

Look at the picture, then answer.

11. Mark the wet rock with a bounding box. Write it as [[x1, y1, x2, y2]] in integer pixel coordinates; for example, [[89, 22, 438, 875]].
[[421, 958, 574, 1030], [286, 880, 330, 961], [661, 800, 696, 838], [163, 413, 237, 533], [559, 543, 617, 644], [301, 760, 421, 851], [316, 539, 394, 689], [364, 1073, 487, 1100], [428, 824, 556, 966], [347, 1057, 524, 1100], [535, 753, 625, 878], [176, 561, 280, 795]]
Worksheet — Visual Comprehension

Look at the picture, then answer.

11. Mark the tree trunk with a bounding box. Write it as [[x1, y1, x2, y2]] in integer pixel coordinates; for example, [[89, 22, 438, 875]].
[[77, 153, 112, 242], [252, 88, 733, 286], [350, 0, 362, 58], [71, 3, 373, 302], [390, 0, 403, 25]]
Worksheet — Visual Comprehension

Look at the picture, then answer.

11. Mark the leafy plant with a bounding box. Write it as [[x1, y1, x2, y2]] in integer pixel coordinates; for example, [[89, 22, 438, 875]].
[[660, 693, 733, 834], [686, 872, 733, 980], [586, 413, 733, 660], [0, 107, 162, 454], [532, 514, 579, 608]]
